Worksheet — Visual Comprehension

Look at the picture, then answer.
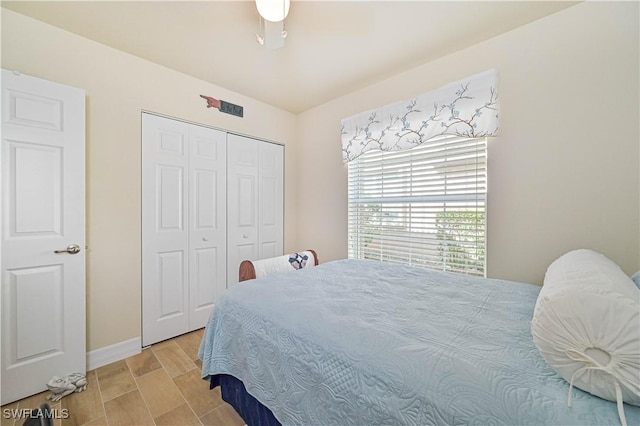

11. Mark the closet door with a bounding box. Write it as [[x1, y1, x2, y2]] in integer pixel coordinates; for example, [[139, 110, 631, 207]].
[[258, 141, 284, 259], [142, 113, 226, 345], [142, 114, 190, 346], [227, 134, 258, 287], [227, 134, 283, 287], [188, 124, 227, 329]]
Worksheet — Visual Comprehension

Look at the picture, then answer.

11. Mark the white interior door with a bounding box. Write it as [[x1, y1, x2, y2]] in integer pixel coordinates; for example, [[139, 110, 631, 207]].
[[1, 69, 86, 405], [142, 114, 190, 346], [258, 142, 284, 259], [227, 134, 258, 288], [227, 134, 283, 287], [142, 113, 227, 345], [187, 123, 226, 330]]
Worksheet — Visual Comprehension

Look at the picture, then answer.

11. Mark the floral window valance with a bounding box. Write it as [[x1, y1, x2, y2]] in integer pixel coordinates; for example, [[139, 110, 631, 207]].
[[341, 69, 499, 163]]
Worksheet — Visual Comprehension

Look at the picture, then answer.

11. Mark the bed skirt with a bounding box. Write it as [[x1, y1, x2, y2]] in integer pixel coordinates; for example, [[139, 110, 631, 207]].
[[210, 374, 281, 426]]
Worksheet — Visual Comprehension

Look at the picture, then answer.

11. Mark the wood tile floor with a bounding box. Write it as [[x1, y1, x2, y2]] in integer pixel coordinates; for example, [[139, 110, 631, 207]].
[[1, 329, 245, 426]]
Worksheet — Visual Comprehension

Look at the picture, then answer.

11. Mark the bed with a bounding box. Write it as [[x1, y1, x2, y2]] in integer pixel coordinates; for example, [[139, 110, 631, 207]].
[[198, 259, 639, 425]]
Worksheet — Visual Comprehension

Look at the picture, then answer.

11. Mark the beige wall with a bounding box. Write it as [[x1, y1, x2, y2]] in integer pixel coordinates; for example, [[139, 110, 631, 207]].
[[296, 1, 640, 285], [1, 9, 298, 351]]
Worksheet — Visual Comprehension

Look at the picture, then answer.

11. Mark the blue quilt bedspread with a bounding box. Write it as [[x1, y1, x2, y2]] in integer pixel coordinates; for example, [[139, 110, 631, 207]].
[[199, 259, 639, 425]]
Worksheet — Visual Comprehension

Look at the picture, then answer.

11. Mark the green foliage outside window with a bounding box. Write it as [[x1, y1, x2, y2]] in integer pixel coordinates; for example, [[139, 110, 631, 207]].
[[436, 211, 485, 276]]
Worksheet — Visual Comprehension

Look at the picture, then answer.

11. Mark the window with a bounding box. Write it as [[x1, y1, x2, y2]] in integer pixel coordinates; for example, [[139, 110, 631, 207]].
[[347, 135, 487, 276]]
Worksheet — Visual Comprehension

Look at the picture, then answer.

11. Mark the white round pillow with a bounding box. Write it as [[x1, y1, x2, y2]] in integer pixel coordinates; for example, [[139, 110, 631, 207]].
[[531, 249, 640, 411]]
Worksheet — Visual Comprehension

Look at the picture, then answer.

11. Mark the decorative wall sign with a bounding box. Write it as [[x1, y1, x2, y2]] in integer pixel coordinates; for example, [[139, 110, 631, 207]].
[[200, 95, 244, 117]]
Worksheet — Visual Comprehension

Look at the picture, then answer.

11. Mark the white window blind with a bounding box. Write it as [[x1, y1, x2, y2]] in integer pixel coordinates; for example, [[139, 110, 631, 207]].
[[347, 135, 487, 276]]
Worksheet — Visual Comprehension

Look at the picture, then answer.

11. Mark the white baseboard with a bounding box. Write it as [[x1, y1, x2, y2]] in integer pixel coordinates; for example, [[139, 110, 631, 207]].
[[86, 337, 141, 371]]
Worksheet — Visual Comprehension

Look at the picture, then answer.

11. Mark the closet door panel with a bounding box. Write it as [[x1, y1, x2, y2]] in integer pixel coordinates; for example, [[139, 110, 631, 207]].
[[227, 135, 283, 287], [142, 114, 190, 346], [258, 142, 284, 259], [227, 134, 258, 287], [188, 125, 226, 330]]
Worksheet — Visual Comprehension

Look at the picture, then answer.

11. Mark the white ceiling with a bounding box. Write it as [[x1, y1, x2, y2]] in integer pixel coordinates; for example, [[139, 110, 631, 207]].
[[2, 0, 579, 113]]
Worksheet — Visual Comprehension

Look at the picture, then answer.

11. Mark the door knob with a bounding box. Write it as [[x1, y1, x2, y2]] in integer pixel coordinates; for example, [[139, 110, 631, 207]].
[[54, 244, 81, 254]]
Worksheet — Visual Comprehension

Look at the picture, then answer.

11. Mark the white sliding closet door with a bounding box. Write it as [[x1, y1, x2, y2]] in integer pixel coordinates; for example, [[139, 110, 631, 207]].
[[142, 113, 226, 346], [227, 134, 283, 288]]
